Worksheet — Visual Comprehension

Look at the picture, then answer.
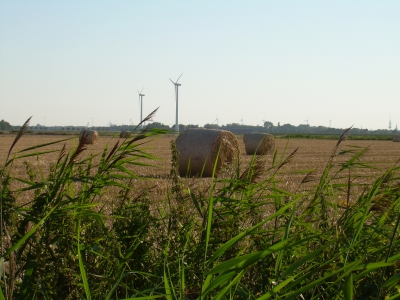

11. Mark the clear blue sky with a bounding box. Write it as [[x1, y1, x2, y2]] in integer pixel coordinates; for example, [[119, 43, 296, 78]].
[[1, 1, 399, 130]]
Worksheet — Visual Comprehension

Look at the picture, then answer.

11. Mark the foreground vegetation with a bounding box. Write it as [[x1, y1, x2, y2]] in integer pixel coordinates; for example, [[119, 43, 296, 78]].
[[1, 114, 400, 299]]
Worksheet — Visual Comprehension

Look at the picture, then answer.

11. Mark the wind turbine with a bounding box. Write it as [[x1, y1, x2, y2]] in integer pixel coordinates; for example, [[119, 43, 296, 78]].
[[214, 115, 219, 126], [304, 117, 309, 125], [170, 73, 183, 133], [138, 87, 145, 128]]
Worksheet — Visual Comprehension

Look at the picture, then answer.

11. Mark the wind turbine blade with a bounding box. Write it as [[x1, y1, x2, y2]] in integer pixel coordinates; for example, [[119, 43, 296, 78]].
[[169, 78, 175, 84], [176, 73, 183, 83], [141, 87, 144, 93], [137, 90, 140, 94]]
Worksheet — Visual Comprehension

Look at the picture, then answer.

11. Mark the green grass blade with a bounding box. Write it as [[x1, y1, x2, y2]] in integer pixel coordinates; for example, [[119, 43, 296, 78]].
[[338, 147, 369, 172], [208, 239, 290, 276], [180, 258, 185, 300], [213, 270, 245, 300], [163, 266, 173, 300], [6, 150, 61, 166], [282, 259, 361, 300], [383, 272, 400, 289], [275, 208, 296, 279], [121, 296, 167, 300], [352, 261, 394, 271], [281, 240, 335, 278], [19, 259, 36, 298], [0, 258, 3, 300], [210, 196, 301, 263], [387, 293, 400, 300], [5, 116, 31, 164], [205, 150, 220, 254], [201, 274, 213, 299], [343, 272, 353, 300], [257, 276, 296, 300], [18, 137, 75, 153], [203, 271, 237, 295], [2, 204, 58, 258], [77, 219, 91, 300]]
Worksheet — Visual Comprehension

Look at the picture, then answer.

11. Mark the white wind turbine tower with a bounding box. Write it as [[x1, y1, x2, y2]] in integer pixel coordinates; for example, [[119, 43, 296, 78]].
[[214, 115, 219, 126], [170, 73, 183, 133], [138, 87, 145, 128]]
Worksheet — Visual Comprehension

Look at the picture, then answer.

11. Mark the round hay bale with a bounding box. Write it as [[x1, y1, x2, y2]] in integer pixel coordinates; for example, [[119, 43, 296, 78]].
[[79, 129, 99, 145], [243, 133, 275, 155], [176, 129, 239, 177], [393, 135, 400, 142], [120, 131, 131, 138]]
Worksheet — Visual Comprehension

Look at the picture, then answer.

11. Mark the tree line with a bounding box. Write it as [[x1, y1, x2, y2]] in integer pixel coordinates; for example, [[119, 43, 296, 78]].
[[0, 120, 12, 130], [2, 119, 398, 135]]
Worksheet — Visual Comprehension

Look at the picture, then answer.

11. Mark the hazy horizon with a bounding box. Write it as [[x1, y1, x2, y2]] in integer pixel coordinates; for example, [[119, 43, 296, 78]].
[[1, 1, 399, 130]]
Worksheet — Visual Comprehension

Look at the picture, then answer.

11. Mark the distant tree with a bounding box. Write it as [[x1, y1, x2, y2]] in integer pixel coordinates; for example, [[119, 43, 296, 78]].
[[0, 120, 12, 130], [263, 121, 273, 130], [279, 123, 296, 133], [146, 122, 170, 130], [178, 124, 187, 131], [186, 124, 199, 129], [221, 123, 242, 131], [204, 123, 219, 130], [297, 124, 310, 132]]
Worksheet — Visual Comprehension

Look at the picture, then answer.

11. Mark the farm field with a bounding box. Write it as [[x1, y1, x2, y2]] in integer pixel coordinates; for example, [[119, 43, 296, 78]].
[[1, 132, 399, 206], [2, 131, 400, 299]]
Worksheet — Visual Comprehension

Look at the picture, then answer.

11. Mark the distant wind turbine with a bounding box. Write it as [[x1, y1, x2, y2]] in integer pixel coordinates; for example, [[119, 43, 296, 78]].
[[304, 117, 309, 125], [170, 73, 183, 133], [138, 87, 145, 128], [214, 115, 219, 126]]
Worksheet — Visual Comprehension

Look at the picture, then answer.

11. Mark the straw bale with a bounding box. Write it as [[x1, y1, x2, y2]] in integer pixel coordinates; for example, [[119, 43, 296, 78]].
[[393, 135, 400, 142], [79, 130, 99, 145], [243, 133, 275, 155], [176, 129, 239, 177], [120, 131, 131, 138]]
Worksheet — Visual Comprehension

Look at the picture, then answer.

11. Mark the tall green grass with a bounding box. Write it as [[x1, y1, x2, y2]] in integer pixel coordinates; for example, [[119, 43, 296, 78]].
[[1, 115, 400, 299]]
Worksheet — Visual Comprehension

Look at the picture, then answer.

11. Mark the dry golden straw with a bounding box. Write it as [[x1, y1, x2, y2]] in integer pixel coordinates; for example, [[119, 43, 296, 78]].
[[393, 135, 400, 142], [176, 129, 239, 177], [243, 133, 275, 155], [79, 129, 99, 145], [120, 131, 131, 138]]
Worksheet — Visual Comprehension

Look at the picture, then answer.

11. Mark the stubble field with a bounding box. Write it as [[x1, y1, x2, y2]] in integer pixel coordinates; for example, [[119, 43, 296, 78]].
[[2, 131, 400, 298], [1, 132, 399, 207]]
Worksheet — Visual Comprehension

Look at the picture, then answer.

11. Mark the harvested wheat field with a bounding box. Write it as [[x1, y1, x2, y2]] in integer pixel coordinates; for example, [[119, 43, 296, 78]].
[[1, 132, 399, 208], [2, 131, 400, 298]]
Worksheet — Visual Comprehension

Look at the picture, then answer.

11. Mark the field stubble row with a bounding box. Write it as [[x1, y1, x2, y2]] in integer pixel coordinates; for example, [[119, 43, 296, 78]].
[[1, 133, 399, 208]]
